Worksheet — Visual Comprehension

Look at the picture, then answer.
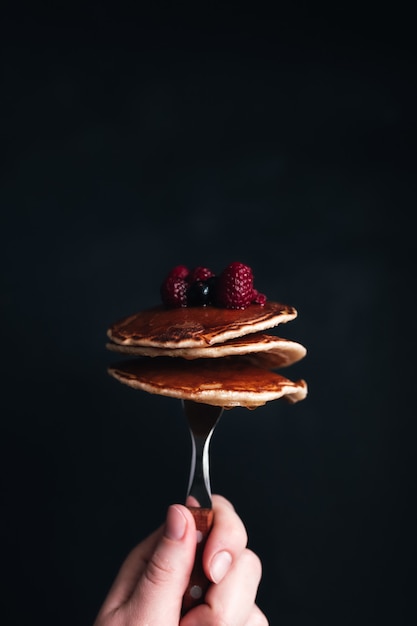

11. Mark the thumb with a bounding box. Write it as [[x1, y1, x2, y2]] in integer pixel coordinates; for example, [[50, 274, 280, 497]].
[[129, 505, 197, 623]]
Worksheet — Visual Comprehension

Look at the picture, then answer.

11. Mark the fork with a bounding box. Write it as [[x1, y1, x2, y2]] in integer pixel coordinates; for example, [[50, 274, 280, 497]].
[[181, 400, 224, 615]]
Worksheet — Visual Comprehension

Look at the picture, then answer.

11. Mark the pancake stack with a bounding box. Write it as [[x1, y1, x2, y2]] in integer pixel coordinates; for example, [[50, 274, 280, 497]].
[[106, 266, 307, 615], [106, 299, 307, 410]]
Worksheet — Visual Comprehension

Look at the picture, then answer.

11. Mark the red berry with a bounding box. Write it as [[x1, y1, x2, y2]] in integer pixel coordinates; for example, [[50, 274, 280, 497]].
[[251, 289, 267, 306], [216, 262, 254, 309], [160, 275, 188, 307], [167, 265, 190, 280], [186, 266, 215, 284]]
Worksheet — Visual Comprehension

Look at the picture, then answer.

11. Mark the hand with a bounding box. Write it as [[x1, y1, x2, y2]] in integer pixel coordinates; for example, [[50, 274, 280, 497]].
[[94, 495, 268, 625]]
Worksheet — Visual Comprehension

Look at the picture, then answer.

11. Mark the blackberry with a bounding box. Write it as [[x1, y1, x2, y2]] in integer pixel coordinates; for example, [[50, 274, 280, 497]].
[[206, 275, 218, 302], [187, 275, 219, 306], [187, 280, 211, 306]]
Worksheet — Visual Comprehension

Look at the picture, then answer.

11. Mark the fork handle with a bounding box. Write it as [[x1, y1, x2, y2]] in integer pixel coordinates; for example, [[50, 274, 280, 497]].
[[181, 507, 214, 615]]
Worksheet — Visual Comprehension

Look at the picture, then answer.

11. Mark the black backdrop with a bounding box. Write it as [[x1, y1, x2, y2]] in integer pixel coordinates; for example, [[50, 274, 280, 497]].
[[1, 2, 416, 625]]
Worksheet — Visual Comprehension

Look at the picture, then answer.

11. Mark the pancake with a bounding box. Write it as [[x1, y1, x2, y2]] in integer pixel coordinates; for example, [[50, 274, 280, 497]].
[[107, 301, 297, 349], [108, 357, 308, 409], [106, 333, 306, 369]]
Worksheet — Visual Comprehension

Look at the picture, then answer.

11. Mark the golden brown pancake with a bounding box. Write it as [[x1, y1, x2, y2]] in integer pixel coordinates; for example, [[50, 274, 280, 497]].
[[106, 333, 306, 369], [107, 301, 297, 349], [108, 357, 307, 409]]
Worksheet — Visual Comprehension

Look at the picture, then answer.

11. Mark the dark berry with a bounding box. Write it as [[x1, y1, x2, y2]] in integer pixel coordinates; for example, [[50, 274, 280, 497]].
[[187, 280, 211, 306], [205, 275, 218, 297], [216, 262, 254, 309]]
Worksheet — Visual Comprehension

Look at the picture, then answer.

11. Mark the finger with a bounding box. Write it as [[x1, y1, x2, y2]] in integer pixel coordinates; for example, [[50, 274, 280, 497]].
[[244, 605, 269, 626], [182, 548, 262, 626], [203, 494, 248, 584], [128, 504, 197, 622]]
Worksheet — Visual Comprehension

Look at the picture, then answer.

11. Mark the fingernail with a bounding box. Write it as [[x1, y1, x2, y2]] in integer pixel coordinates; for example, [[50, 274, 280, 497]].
[[210, 550, 233, 583], [165, 505, 187, 541]]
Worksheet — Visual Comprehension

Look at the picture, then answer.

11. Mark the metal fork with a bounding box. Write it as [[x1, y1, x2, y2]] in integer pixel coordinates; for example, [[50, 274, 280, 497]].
[[181, 400, 223, 615]]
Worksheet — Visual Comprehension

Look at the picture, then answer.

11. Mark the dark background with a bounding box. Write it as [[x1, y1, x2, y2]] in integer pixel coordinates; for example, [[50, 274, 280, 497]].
[[1, 2, 416, 624]]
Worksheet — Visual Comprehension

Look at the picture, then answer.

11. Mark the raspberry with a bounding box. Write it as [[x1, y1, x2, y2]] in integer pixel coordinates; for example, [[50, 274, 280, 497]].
[[160, 275, 188, 307], [167, 265, 190, 280], [216, 262, 254, 309], [186, 266, 215, 284], [251, 289, 267, 306]]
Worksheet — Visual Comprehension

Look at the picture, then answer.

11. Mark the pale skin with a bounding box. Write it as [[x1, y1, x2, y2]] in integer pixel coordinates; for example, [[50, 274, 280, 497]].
[[94, 495, 268, 626]]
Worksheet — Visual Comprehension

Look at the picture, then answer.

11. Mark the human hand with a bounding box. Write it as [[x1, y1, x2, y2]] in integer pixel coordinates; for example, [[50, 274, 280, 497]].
[[94, 495, 268, 625]]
